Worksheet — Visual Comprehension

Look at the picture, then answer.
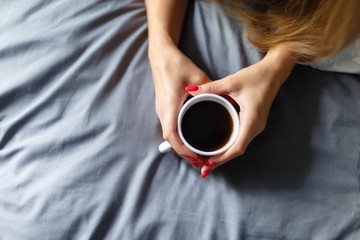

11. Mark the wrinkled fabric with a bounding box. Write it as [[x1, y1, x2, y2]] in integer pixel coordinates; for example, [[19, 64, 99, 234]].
[[0, 0, 359, 239]]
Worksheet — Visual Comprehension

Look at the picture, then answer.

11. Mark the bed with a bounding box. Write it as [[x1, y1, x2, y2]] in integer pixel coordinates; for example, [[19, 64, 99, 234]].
[[1, 0, 359, 239]]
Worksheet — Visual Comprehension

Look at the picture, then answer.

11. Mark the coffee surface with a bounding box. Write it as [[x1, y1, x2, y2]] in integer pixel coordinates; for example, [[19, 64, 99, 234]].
[[181, 101, 233, 152]]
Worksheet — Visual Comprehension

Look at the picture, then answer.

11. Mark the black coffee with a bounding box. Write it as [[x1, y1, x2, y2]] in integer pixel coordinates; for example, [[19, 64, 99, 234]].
[[181, 101, 233, 152]]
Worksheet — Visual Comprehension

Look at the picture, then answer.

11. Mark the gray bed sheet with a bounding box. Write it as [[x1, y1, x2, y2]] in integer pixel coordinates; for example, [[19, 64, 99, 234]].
[[0, 0, 359, 239]]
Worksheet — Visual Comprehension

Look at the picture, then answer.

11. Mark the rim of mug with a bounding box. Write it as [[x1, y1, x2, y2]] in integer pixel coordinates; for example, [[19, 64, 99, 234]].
[[178, 93, 239, 156]]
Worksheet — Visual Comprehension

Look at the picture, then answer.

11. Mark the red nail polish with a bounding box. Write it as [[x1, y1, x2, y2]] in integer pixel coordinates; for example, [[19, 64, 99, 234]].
[[185, 85, 198, 92], [187, 157, 198, 162], [205, 162, 216, 167], [191, 162, 199, 168], [198, 163, 205, 167], [201, 170, 211, 178]]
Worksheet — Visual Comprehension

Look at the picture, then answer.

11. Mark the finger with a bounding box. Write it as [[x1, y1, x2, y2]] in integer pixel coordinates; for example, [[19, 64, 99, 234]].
[[159, 106, 192, 156], [198, 161, 217, 178], [184, 78, 232, 97], [157, 91, 209, 162], [162, 124, 206, 162], [200, 108, 264, 175], [160, 107, 206, 162]]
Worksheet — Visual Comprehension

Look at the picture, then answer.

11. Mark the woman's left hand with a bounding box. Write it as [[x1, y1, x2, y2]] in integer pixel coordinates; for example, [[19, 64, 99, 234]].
[[185, 45, 296, 178]]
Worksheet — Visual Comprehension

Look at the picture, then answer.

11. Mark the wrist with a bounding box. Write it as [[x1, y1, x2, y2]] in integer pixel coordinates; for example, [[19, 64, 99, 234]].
[[148, 36, 178, 62], [148, 35, 188, 71], [262, 44, 297, 86], [148, 27, 177, 49]]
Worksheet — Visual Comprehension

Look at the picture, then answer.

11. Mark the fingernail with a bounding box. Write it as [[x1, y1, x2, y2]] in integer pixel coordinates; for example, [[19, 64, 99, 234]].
[[191, 162, 199, 168], [187, 157, 198, 162], [201, 170, 211, 178], [205, 162, 216, 167], [185, 85, 198, 92], [198, 163, 205, 167]]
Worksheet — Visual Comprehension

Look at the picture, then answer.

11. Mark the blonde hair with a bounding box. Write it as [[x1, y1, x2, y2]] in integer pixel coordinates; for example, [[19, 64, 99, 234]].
[[209, 0, 360, 62]]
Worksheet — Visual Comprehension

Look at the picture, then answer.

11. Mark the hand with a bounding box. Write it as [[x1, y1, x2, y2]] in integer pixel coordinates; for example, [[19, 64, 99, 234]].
[[149, 43, 212, 163], [185, 45, 296, 178]]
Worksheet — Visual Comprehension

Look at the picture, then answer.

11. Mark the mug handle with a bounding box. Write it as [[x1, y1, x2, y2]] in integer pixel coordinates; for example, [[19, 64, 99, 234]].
[[158, 141, 172, 153]]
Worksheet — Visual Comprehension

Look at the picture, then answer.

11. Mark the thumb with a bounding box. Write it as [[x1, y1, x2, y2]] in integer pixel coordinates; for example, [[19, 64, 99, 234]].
[[185, 79, 229, 96]]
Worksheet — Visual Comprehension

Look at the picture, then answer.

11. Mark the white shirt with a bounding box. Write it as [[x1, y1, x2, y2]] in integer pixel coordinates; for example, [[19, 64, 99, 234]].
[[309, 38, 360, 74]]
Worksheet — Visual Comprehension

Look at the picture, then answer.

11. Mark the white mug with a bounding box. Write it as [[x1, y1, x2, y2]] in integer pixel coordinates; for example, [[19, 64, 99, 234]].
[[158, 93, 239, 156]]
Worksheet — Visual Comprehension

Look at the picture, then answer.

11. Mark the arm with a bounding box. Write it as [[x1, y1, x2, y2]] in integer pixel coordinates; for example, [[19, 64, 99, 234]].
[[264, 44, 297, 86], [145, 0, 212, 163], [145, 0, 188, 50]]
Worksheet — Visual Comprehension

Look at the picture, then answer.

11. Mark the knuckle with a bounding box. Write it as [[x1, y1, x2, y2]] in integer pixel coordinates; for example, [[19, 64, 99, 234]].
[[162, 130, 172, 141], [259, 121, 266, 132], [176, 150, 188, 159], [205, 82, 214, 93], [236, 146, 246, 156], [217, 159, 227, 165]]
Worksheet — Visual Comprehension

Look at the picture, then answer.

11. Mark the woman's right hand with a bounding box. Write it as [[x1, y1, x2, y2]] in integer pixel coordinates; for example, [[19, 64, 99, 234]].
[[148, 43, 212, 163]]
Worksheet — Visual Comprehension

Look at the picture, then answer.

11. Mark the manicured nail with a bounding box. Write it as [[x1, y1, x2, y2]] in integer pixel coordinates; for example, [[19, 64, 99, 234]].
[[185, 85, 198, 92], [198, 163, 205, 167], [191, 162, 199, 168], [205, 162, 216, 167], [201, 170, 211, 178], [187, 157, 198, 162]]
